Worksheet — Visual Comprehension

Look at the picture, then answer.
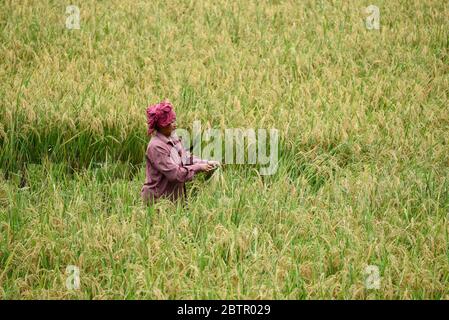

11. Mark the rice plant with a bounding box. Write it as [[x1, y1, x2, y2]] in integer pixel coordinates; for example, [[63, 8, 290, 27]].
[[0, 0, 448, 299]]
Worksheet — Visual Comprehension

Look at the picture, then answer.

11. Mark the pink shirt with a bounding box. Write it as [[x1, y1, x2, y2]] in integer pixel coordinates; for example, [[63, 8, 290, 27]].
[[141, 131, 207, 203]]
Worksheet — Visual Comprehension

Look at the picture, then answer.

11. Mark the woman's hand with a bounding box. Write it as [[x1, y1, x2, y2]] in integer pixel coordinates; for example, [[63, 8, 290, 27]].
[[207, 160, 221, 168], [198, 163, 216, 172]]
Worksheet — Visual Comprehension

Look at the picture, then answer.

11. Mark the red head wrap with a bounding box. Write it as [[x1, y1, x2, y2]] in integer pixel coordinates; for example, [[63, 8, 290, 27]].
[[146, 100, 176, 135]]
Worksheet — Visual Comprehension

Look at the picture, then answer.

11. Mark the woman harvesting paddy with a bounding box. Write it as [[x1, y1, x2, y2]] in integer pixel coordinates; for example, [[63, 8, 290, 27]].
[[141, 100, 220, 204]]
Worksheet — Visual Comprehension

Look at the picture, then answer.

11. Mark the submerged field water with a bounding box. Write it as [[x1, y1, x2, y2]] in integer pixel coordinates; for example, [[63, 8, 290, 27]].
[[0, 0, 448, 299]]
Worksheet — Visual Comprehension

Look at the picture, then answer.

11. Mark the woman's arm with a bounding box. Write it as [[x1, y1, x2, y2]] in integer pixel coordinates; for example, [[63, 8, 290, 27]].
[[175, 139, 220, 167], [149, 144, 204, 183]]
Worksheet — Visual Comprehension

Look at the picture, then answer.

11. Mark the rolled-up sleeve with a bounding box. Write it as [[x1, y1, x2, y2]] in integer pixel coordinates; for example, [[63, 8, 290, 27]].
[[149, 144, 203, 183]]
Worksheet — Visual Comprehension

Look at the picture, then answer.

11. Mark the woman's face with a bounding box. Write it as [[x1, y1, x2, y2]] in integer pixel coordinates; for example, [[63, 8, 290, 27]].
[[159, 119, 177, 137]]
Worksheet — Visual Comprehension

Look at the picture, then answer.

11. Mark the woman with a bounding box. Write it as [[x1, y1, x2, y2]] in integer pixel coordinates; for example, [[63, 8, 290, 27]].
[[141, 100, 219, 204]]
